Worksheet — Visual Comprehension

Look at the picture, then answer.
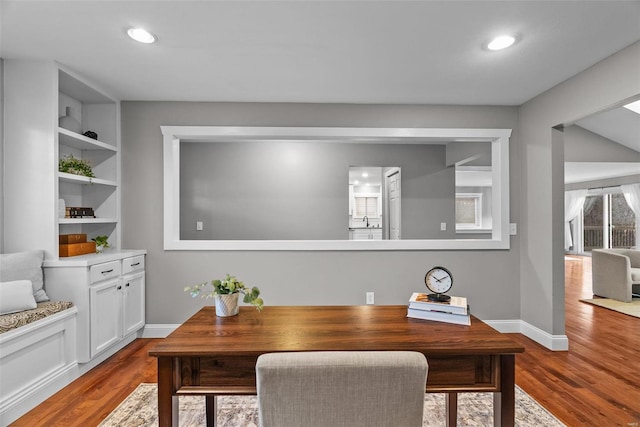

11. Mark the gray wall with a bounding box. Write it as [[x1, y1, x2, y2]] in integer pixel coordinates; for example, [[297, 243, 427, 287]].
[[0, 58, 3, 253], [519, 41, 640, 335], [121, 103, 520, 324], [565, 125, 640, 162], [180, 141, 455, 240]]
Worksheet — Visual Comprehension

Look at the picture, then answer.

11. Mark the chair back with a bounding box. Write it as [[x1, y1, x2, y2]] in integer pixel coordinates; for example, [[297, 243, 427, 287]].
[[256, 351, 428, 427]]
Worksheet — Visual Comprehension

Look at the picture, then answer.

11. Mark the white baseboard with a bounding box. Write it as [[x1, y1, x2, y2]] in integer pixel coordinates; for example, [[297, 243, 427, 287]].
[[144, 321, 569, 351], [485, 319, 569, 351], [142, 324, 180, 338]]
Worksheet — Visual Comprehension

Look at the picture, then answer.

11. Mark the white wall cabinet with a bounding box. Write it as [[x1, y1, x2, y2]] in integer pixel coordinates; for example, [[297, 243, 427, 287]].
[[44, 251, 146, 363]]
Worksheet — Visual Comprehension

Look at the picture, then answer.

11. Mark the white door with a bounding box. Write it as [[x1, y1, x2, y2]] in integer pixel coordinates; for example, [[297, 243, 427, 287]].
[[386, 169, 401, 240]]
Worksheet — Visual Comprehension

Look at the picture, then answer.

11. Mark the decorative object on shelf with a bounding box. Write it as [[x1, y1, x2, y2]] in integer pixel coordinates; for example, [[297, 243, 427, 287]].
[[58, 106, 81, 134], [58, 235, 102, 259], [185, 274, 264, 316], [59, 154, 95, 178], [83, 130, 98, 140], [91, 235, 110, 253], [424, 266, 453, 302], [59, 233, 87, 244], [65, 206, 95, 218]]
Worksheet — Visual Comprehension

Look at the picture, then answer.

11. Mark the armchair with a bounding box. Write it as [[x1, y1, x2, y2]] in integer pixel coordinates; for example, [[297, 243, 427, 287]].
[[591, 249, 640, 303]]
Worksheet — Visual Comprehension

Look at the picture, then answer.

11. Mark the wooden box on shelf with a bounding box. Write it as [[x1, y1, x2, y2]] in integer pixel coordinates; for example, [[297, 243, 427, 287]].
[[59, 242, 96, 257], [59, 233, 87, 244]]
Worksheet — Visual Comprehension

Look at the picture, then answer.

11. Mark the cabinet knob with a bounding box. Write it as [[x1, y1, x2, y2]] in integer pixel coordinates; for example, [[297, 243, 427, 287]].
[[117, 285, 122, 290], [125, 283, 130, 287]]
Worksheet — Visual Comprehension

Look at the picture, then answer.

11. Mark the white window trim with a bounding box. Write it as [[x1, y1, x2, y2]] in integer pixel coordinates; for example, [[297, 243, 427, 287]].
[[162, 126, 511, 250]]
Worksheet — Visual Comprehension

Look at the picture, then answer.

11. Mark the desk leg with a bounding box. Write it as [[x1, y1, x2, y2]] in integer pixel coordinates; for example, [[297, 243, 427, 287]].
[[158, 357, 178, 427], [206, 396, 217, 427], [445, 392, 458, 427], [494, 354, 515, 427]]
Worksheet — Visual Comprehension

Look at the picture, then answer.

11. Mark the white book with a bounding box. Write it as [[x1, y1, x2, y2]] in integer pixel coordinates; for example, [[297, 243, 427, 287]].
[[408, 292, 468, 315], [406, 307, 471, 326]]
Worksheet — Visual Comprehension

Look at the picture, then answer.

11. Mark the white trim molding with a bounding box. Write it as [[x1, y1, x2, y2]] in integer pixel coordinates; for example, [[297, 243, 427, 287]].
[[485, 319, 569, 351], [161, 126, 511, 251]]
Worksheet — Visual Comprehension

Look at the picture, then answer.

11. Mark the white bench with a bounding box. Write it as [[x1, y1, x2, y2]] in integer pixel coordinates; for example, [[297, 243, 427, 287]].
[[0, 302, 78, 425]]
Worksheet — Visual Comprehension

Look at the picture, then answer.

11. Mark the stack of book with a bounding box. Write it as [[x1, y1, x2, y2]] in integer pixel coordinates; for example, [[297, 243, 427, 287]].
[[407, 292, 470, 325]]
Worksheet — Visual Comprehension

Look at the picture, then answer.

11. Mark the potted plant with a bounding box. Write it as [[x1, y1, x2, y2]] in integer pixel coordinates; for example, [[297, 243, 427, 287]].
[[91, 235, 110, 253], [185, 274, 264, 317], [59, 154, 95, 178]]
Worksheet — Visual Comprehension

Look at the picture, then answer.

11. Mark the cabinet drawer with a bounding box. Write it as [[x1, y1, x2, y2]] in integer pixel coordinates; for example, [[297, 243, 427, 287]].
[[122, 255, 145, 274], [90, 261, 121, 284]]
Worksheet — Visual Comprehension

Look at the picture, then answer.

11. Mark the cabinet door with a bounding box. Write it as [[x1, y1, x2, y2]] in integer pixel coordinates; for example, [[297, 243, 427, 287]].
[[122, 271, 145, 336], [90, 278, 122, 358]]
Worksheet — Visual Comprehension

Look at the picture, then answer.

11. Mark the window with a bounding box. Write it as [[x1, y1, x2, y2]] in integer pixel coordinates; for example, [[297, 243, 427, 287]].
[[582, 190, 636, 252], [354, 196, 379, 218], [456, 193, 482, 229]]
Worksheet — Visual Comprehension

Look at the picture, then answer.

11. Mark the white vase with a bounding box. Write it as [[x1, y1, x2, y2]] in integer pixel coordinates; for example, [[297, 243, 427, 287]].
[[215, 293, 240, 317], [59, 106, 81, 134]]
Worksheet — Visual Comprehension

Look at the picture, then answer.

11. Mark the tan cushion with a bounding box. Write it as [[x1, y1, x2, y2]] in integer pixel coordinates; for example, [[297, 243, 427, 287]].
[[631, 267, 640, 283]]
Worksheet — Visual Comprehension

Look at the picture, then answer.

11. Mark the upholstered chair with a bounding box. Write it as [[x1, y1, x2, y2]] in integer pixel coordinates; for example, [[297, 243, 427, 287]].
[[256, 351, 428, 427], [592, 248, 640, 302]]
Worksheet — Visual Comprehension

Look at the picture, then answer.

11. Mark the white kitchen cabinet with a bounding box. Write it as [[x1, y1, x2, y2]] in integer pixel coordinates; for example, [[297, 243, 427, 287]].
[[44, 250, 146, 363], [122, 270, 145, 336], [90, 277, 122, 357], [352, 228, 383, 240]]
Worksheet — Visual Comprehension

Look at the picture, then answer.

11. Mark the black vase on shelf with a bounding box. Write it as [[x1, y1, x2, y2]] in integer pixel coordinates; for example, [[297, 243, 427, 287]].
[[59, 106, 81, 134]]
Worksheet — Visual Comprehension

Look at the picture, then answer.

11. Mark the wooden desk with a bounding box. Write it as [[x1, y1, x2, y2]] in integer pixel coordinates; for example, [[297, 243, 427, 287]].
[[149, 305, 524, 427]]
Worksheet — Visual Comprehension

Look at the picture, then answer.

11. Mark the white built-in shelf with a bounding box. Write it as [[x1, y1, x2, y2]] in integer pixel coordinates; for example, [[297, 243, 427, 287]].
[[58, 172, 117, 187], [59, 218, 118, 225], [58, 128, 117, 152]]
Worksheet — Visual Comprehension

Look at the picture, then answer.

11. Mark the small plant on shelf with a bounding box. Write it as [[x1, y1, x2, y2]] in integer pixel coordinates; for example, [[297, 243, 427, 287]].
[[91, 235, 110, 253], [185, 274, 264, 312], [59, 154, 95, 178]]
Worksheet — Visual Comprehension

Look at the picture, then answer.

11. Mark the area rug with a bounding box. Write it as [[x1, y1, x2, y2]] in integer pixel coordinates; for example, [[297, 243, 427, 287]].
[[580, 297, 640, 318], [99, 383, 564, 427]]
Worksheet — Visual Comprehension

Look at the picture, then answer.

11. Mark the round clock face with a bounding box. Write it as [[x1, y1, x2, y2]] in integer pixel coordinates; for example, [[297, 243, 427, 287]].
[[425, 266, 453, 294]]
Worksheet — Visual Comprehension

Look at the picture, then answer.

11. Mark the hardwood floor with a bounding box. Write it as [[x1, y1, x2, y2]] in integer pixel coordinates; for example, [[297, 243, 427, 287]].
[[510, 256, 640, 426], [11, 255, 640, 426]]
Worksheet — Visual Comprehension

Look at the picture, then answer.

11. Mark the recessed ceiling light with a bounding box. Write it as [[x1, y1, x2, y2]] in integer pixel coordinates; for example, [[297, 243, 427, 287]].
[[487, 35, 516, 51], [127, 28, 157, 44], [623, 100, 640, 115], [362, 172, 369, 178]]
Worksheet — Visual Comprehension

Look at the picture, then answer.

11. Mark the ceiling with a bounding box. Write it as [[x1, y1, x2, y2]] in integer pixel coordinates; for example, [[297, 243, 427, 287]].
[[2, 1, 639, 105]]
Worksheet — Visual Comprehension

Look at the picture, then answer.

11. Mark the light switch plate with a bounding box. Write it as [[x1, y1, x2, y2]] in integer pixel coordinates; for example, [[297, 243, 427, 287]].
[[196, 221, 203, 231], [440, 222, 447, 231]]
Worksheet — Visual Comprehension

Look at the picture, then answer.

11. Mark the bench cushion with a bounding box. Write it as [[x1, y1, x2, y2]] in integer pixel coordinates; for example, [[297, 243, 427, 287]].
[[0, 301, 74, 334]]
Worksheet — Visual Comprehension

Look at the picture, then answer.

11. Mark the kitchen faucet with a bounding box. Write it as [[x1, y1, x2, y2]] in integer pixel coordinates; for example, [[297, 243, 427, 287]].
[[363, 216, 370, 228]]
